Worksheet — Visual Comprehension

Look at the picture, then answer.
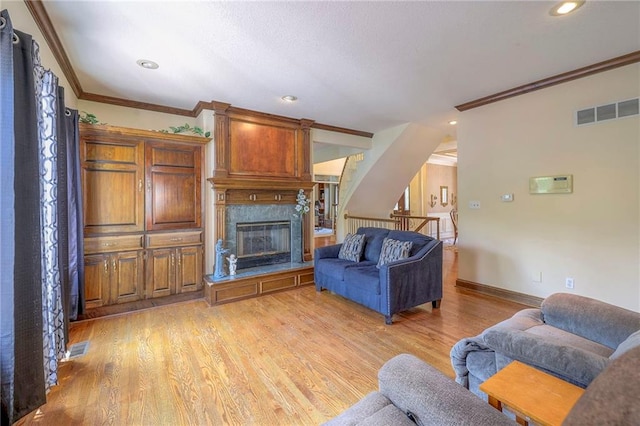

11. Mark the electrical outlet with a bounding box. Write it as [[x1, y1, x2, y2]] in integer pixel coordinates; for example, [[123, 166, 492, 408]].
[[469, 201, 481, 209], [532, 272, 542, 283], [565, 277, 574, 289]]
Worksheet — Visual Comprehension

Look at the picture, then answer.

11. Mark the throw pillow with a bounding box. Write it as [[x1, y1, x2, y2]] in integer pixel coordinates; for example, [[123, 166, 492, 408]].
[[338, 233, 365, 262], [377, 238, 413, 269], [610, 329, 640, 359]]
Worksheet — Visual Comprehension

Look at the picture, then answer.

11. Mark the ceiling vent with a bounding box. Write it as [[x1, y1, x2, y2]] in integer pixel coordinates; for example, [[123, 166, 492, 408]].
[[576, 98, 639, 126]]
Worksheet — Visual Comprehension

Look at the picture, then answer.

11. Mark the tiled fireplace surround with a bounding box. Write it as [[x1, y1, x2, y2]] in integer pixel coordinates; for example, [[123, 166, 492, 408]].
[[225, 204, 303, 268]]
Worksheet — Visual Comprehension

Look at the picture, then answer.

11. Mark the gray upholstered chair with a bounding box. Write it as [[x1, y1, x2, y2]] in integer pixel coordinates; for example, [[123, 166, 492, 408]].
[[323, 346, 640, 425], [451, 293, 640, 398]]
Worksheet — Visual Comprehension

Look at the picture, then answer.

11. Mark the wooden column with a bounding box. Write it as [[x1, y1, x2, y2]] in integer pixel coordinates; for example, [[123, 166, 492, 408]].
[[212, 101, 230, 178]]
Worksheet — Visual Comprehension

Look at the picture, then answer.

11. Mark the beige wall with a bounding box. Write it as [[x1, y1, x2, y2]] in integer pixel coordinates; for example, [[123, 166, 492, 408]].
[[457, 64, 639, 311], [313, 158, 346, 177], [76, 100, 201, 132], [423, 163, 458, 215]]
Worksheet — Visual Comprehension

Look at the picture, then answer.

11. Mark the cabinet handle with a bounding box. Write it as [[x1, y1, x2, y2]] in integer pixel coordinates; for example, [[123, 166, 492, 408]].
[[138, 179, 143, 192], [170, 237, 183, 242], [171, 253, 175, 267], [177, 254, 181, 267], [104, 259, 108, 274], [147, 181, 151, 191], [112, 259, 117, 272], [103, 242, 116, 247]]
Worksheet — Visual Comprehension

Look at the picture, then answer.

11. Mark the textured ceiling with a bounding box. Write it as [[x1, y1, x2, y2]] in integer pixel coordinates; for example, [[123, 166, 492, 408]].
[[40, 1, 640, 134]]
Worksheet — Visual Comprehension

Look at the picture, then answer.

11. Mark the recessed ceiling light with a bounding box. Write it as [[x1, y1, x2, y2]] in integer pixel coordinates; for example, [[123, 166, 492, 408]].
[[449, 120, 457, 125], [549, 1, 585, 16], [136, 59, 159, 70], [281, 95, 298, 102]]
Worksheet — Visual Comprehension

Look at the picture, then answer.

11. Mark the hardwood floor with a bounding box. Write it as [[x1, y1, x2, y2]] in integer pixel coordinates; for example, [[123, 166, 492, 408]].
[[18, 247, 527, 425]]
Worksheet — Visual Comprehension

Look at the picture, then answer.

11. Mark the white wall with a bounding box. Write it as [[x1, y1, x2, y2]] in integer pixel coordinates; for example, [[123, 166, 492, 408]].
[[457, 64, 639, 311]]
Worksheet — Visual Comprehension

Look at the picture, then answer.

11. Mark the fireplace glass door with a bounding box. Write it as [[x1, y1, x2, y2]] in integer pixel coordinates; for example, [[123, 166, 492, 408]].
[[236, 221, 291, 269]]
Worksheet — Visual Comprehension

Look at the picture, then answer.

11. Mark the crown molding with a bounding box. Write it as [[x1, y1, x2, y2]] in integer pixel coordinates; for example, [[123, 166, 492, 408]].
[[455, 51, 640, 112], [24, 0, 83, 98]]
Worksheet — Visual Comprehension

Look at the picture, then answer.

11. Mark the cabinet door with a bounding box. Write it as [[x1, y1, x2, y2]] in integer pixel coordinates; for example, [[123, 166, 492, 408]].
[[146, 142, 202, 231], [84, 254, 110, 309], [110, 251, 144, 304], [81, 137, 145, 234], [145, 248, 176, 298], [176, 245, 203, 293]]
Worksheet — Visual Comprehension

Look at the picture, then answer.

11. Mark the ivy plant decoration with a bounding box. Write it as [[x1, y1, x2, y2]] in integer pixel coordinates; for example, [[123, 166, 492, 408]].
[[159, 123, 211, 138], [78, 111, 103, 125]]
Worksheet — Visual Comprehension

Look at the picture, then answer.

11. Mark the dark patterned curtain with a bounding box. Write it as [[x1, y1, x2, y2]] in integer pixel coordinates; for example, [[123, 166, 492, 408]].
[[34, 42, 67, 391], [1, 11, 46, 423], [1, 9, 83, 423]]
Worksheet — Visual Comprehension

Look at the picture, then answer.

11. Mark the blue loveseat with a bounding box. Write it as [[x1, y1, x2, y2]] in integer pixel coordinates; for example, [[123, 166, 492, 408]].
[[314, 227, 443, 324]]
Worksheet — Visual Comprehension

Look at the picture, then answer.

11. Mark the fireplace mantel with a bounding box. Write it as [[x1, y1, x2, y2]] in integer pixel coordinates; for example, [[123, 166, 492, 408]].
[[208, 177, 315, 192], [209, 104, 315, 260]]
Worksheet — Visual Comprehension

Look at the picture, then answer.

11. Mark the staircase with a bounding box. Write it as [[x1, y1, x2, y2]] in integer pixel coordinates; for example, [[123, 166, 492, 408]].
[[335, 123, 446, 239]]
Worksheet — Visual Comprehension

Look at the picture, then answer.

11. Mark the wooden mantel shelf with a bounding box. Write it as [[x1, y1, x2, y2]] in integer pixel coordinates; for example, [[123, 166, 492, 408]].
[[208, 177, 315, 192]]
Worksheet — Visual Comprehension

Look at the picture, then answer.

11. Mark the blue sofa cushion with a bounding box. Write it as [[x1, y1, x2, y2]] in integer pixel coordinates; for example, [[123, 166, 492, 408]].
[[316, 258, 377, 281], [377, 238, 413, 269], [344, 265, 381, 295], [338, 233, 365, 262], [358, 227, 390, 262]]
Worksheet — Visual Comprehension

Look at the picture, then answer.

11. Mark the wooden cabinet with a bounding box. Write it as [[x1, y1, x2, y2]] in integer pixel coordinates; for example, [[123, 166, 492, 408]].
[[80, 124, 209, 311], [145, 231, 203, 298], [176, 245, 203, 293], [84, 250, 144, 308], [81, 136, 145, 235], [145, 142, 201, 231]]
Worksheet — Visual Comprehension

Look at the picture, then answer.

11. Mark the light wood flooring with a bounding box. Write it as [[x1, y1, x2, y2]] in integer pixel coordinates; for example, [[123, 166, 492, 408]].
[[19, 246, 527, 425]]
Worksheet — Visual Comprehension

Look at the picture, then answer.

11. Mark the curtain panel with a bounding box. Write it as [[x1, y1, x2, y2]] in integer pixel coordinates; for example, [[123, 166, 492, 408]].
[[1, 9, 84, 423], [1, 13, 47, 423]]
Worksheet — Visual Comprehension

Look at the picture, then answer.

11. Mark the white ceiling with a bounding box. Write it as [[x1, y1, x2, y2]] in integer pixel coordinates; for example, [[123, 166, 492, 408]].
[[39, 1, 640, 135]]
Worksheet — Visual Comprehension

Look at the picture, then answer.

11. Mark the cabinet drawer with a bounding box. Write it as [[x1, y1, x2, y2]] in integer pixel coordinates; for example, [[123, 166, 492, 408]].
[[84, 235, 144, 254], [146, 231, 202, 248]]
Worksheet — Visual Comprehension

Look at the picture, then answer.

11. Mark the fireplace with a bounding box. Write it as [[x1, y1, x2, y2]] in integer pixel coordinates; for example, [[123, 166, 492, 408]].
[[223, 204, 303, 271], [236, 220, 291, 269]]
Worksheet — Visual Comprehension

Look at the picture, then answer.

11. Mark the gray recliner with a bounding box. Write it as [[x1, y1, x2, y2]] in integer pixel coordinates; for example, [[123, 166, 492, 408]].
[[323, 346, 640, 425], [451, 293, 640, 397]]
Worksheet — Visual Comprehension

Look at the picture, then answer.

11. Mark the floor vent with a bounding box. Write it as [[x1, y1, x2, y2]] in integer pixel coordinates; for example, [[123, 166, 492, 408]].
[[66, 341, 90, 360], [576, 98, 639, 126]]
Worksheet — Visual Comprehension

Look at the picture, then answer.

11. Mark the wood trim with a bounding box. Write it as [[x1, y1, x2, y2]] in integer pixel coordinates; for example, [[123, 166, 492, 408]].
[[79, 123, 211, 145], [76, 290, 204, 320], [311, 122, 374, 139], [204, 265, 314, 306], [455, 50, 640, 112], [24, 0, 83, 98], [81, 92, 196, 117], [208, 177, 316, 192], [455, 279, 543, 307]]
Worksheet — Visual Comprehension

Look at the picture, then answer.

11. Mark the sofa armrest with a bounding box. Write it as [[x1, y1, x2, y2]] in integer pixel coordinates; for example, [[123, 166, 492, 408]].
[[483, 328, 610, 388], [378, 354, 515, 426], [314, 244, 341, 259], [379, 241, 443, 312], [541, 293, 640, 349]]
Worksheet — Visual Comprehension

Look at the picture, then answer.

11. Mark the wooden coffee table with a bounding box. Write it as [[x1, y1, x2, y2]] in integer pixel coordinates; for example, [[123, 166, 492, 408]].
[[479, 361, 585, 426]]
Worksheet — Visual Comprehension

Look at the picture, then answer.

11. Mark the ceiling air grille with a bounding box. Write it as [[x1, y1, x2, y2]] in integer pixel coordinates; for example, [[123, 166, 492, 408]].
[[576, 98, 639, 126]]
